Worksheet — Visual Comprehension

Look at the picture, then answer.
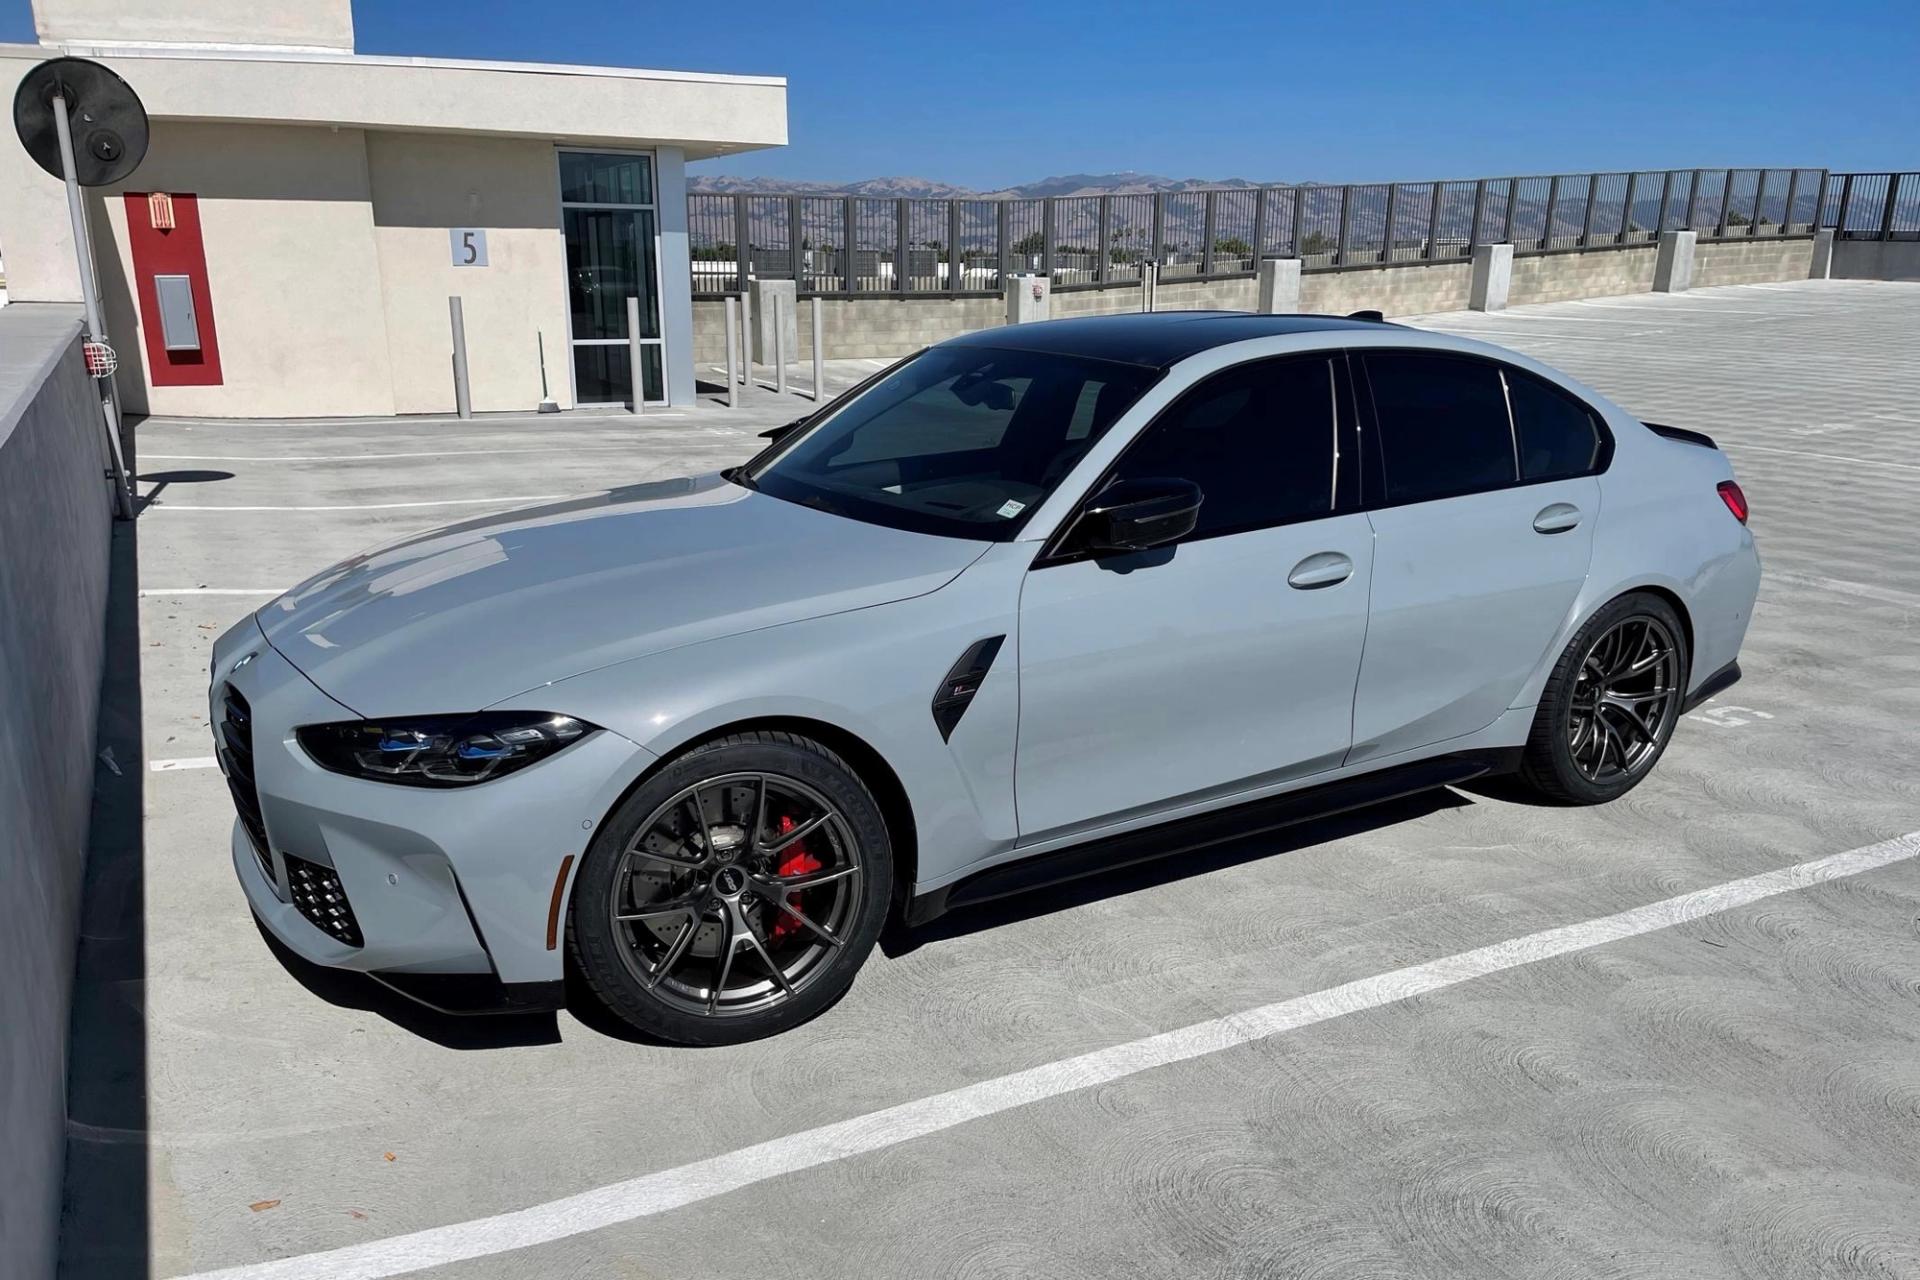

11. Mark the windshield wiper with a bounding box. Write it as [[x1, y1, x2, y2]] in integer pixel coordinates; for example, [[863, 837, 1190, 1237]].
[[721, 465, 758, 491]]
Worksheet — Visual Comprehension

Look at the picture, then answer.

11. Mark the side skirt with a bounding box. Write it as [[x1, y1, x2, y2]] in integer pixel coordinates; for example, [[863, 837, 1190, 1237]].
[[905, 748, 1521, 927]]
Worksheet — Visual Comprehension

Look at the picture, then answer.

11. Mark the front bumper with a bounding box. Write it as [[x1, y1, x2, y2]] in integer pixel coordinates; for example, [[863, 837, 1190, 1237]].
[[213, 619, 655, 989]]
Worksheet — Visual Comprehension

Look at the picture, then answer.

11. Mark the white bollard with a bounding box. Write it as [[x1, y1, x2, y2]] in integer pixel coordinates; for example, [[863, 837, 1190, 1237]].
[[625, 296, 645, 415], [773, 295, 787, 396], [723, 297, 738, 409], [811, 296, 824, 402]]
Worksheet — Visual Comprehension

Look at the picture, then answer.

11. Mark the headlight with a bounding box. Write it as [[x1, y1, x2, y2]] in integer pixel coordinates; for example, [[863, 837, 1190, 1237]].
[[296, 712, 595, 787]]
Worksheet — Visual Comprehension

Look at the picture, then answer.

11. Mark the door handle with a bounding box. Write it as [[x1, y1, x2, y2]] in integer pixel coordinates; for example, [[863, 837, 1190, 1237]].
[[1287, 551, 1353, 589], [1532, 503, 1582, 534]]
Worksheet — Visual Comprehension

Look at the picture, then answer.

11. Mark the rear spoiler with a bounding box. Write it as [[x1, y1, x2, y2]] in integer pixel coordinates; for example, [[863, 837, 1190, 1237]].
[[1643, 421, 1718, 450]]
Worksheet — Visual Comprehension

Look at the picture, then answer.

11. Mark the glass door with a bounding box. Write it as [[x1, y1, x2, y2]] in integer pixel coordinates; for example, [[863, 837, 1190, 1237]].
[[559, 151, 664, 406]]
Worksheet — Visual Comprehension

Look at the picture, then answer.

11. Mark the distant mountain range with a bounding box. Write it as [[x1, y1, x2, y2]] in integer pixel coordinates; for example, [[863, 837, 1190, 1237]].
[[688, 171, 1287, 199]]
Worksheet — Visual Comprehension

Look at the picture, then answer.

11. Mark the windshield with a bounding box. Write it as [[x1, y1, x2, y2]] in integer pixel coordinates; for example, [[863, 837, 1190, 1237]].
[[743, 346, 1158, 540]]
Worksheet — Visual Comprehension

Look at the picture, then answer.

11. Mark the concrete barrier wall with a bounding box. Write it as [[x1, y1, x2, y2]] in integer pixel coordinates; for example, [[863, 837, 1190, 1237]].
[[691, 236, 1820, 364], [1830, 240, 1920, 282], [0, 305, 114, 1280]]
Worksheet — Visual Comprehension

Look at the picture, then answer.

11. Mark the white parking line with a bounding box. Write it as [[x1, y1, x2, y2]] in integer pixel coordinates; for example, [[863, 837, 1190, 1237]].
[[1764, 571, 1920, 610], [144, 495, 569, 512], [151, 757, 219, 771], [140, 588, 284, 597], [1727, 443, 1920, 473], [175, 830, 1920, 1280]]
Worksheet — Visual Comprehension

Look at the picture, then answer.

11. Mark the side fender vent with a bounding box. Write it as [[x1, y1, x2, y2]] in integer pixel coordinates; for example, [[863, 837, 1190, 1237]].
[[932, 636, 1005, 742]]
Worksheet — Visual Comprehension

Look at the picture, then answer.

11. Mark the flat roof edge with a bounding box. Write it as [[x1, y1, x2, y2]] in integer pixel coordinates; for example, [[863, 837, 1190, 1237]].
[[24, 40, 786, 87]]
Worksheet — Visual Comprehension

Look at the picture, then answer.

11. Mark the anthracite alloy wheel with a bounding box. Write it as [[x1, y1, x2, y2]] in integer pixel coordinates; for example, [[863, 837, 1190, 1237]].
[[1567, 614, 1682, 784], [609, 772, 863, 1016], [569, 731, 892, 1044], [1519, 592, 1691, 805]]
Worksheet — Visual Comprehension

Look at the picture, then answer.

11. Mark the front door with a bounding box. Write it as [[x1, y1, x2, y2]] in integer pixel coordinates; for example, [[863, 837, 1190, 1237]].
[[560, 151, 664, 406], [1015, 354, 1371, 840]]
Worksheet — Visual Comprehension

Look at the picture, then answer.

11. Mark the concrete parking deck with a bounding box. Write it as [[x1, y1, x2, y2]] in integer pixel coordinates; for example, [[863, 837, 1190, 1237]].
[[72, 281, 1920, 1279]]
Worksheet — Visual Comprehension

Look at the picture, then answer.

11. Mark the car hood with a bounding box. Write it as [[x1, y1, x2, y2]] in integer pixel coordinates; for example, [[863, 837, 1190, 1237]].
[[257, 474, 987, 715]]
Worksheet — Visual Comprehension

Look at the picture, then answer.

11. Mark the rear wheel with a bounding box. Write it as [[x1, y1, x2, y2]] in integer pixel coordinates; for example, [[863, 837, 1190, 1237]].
[[1518, 593, 1690, 804], [569, 731, 892, 1045]]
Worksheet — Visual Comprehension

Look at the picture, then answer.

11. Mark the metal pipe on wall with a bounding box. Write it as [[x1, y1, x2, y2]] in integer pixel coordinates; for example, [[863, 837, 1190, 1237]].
[[448, 296, 472, 420]]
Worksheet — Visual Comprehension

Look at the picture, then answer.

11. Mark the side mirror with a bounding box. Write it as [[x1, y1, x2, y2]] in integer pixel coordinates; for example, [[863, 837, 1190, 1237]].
[[1079, 477, 1203, 553]]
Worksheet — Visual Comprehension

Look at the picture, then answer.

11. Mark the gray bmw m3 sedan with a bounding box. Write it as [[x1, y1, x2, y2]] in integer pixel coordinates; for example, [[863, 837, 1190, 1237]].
[[213, 311, 1759, 1043]]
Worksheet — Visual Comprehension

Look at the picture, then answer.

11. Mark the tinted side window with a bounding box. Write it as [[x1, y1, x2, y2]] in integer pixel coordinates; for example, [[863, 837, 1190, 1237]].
[[1108, 357, 1336, 539], [1507, 371, 1602, 480], [1364, 354, 1515, 504]]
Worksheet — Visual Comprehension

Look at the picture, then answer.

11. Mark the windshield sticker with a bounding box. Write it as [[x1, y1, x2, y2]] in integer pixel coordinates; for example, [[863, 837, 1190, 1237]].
[[996, 500, 1026, 518]]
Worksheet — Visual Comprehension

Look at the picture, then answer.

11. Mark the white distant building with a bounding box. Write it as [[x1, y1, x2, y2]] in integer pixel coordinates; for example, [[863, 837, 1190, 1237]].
[[0, 0, 786, 415]]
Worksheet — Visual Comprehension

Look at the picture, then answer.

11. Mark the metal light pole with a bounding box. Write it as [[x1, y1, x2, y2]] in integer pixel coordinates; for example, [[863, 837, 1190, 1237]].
[[50, 88, 134, 518]]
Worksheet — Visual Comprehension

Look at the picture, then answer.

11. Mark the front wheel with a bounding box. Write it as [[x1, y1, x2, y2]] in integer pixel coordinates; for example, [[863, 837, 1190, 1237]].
[[1518, 593, 1690, 805], [568, 731, 892, 1045]]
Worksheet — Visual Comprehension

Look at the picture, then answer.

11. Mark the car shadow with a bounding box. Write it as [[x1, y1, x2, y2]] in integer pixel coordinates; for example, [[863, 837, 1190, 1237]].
[[252, 921, 563, 1050], [882, 787, 1473, 956]]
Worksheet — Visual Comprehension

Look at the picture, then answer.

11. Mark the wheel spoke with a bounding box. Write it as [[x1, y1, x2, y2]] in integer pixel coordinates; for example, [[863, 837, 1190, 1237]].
[[764, 811, 830, 857], [767, 864, 859, 893], [625, 839, 701, 870], [690, 784, 716, 848], [767, 894, 844, 947], [707, 907, 737, 1014], [615, 893, 704, 924], [750, 774, 770, 850], [742, 927, 795, 995], [643, 913, 699, 990]]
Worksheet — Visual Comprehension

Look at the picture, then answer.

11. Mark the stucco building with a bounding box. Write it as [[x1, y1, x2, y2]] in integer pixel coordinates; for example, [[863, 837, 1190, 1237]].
[[0, 0, 785, 415]]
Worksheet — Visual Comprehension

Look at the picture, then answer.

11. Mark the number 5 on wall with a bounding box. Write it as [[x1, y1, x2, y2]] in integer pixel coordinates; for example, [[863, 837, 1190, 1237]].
[[449, 228, 489, 267]]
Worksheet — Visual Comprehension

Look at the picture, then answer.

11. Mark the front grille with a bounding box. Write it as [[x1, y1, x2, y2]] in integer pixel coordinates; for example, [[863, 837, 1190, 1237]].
[[283, 853, 364, 948], [217, 684, 273, 884]]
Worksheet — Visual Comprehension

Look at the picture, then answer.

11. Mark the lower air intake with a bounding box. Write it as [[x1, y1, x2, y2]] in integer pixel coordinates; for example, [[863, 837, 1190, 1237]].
[[283, 853, 364, 948]]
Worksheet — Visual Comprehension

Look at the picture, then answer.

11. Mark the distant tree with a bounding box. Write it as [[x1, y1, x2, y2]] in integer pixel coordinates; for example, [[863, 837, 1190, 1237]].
[[691, 242, 736, 261], [1011, 230, 1046, 256], [1212, 236, 1253, 258], [1300, 231, 1337, 256]]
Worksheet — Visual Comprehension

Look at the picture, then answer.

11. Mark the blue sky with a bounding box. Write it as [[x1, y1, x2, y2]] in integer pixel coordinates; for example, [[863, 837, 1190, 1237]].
[[4, 0, 1914, 187]]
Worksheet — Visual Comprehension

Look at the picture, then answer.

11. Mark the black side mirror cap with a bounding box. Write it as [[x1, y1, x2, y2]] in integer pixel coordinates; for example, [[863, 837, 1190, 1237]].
[[1081, 477, 1203, 553]]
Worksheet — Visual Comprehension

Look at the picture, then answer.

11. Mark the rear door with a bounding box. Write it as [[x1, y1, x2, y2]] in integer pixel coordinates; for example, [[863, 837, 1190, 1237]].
[[1015, 354, 1372, 839], [1347, 350, 1603, 764]]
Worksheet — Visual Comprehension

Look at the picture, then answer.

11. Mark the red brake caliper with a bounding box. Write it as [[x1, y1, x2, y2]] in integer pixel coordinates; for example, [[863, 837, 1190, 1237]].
[[767, 813, 820, 943]]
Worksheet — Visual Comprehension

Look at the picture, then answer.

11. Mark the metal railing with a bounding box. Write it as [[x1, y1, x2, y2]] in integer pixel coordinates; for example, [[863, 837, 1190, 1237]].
[[1821, 172, 1920, 241], [690, 166, 1827, 298]]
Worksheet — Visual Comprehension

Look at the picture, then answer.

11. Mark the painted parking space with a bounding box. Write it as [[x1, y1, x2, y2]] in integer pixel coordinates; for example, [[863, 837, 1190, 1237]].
[[109, 283, 1920, 1280]]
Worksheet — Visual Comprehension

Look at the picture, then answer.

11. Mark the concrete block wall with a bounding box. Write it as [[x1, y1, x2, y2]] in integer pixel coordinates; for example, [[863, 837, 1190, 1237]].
[[1302, 261, 1474, 316], [0, 306, 114, 1280], [1510, 245, 1658, 305], [1692, 237, 1815, 288], [690, 237, 1821, 365]]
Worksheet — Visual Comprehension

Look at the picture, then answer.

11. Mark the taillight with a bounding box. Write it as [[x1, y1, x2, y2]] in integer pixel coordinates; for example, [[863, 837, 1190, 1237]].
[[1717, 480, 1749, 524]]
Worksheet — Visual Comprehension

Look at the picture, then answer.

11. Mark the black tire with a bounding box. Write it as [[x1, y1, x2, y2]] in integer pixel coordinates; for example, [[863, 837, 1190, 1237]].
[[1517, 592, 1691, 805], [568, 730, 892, 1045]]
